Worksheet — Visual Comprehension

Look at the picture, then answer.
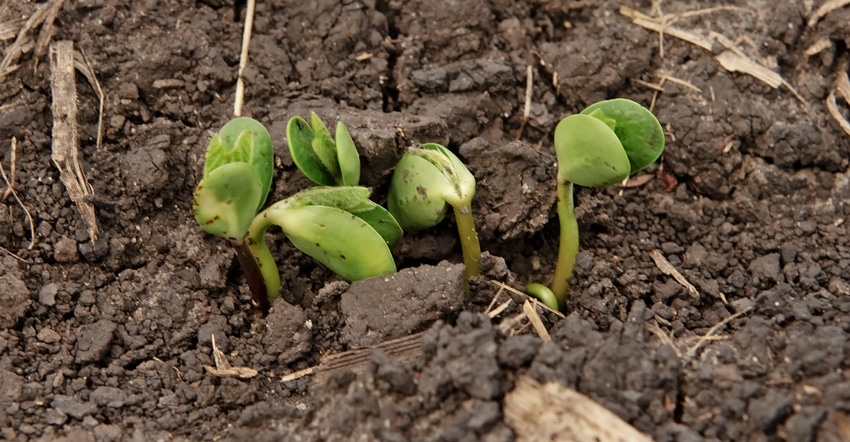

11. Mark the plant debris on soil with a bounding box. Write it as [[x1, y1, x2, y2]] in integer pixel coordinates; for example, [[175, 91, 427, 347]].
[[2, 0, 850, 441]]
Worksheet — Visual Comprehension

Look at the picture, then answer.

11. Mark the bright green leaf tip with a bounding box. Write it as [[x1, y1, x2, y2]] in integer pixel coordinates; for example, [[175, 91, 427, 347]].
[[286, 112, 361, 187], [581, 98, 665, 174]]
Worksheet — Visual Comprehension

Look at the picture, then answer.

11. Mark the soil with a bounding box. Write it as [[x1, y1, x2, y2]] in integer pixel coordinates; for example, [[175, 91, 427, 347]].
[[1, 0, 850, 441]]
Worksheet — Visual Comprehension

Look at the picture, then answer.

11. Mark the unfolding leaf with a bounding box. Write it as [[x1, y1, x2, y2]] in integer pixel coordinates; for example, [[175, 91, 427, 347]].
[[286, 112, 361, 186], [193, 162, 263, 241], [554, 114, 630, 187], [280, 205, 397, 281], [581, 99, 665, 174]]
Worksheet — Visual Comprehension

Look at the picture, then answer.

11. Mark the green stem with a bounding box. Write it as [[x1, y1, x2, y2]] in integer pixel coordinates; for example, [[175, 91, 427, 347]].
[[550, 181, 578, 308], [232, 240, 271, 316], [452, 202, 480, 297], [246, 212, 283, 302]]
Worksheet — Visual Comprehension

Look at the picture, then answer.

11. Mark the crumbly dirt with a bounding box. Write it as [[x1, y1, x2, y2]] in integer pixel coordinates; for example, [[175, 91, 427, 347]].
[[1, 0, 850, 440]]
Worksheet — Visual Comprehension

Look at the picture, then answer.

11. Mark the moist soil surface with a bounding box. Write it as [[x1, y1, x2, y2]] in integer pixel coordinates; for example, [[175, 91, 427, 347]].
[[2, 0, 850, 441]]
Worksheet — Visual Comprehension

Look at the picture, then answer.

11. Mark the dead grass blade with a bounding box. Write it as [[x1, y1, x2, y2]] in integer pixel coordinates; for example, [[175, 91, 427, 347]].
[[807, 0, 850, 27], [0, 18, 24, 42], [49, 40, 100, 244], [73, 49, 105, 150], [515, 65, 533, 140], [300, 332, 423, 384], [233, 0, 256, 116], [620, 5, 805, 105], [490, 280, 566, 319], [204, 335, 258, 379], [0, 137, 35, 250], [649, 249, 699, 298], [685, 307, 751, 358], [0, 0, 64, 83], [522, 300, 551, 342], [826, 71, 850, 138]]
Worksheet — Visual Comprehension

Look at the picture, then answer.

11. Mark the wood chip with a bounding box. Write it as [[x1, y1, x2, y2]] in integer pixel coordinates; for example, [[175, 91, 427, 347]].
[[504, 376, 654, 442], [649, 249, 699, 298], [204, 335, 258, 379], [152, 78, 186, 89], [49, 41, 100, 244], [354, 52, 373, 61]]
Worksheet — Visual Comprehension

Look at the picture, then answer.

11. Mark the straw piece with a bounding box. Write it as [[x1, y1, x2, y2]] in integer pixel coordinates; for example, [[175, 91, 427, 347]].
[[49, 41, 100, 243]]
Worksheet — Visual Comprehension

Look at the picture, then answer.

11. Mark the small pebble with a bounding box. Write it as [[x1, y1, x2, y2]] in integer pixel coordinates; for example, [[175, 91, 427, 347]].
[[54, 237, 79, 263], [39, 283, 59, 306], [37, 327, 61, 344]]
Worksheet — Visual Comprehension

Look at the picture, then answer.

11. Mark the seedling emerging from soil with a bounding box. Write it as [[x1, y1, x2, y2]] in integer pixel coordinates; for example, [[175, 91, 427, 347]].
[[247, 186, 402, 301], [387, 143, 480, 292], [287, 111, 360, 186], [193, 117, 276, 313], [194, 118, 398, 314], [527, 98, 665, 311], [193, 117, 274, 241]]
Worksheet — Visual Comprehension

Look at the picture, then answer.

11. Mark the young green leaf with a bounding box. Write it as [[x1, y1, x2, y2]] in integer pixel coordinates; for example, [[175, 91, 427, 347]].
[[203, 117, 274, 210], [581, 98, 665, 173], [193, 117, 274, 240], [284, 186, 402, 246], [247, 186, 400, 300], [554, 114, 631, 187], [286, 111, 361, 186], [193, 162, 263, 241], [282, 205, 396, 281], [388, 143, 480, 289], [387, 143, 475, 231], [335, 121, 360, 187], [529, 98, 665, 311]]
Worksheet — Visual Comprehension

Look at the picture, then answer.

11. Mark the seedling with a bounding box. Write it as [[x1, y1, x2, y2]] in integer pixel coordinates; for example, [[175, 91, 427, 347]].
[[387, 143, 480, 292], [527, 98, 665, 310], [287, 111, 360, 186], [247, 186, 401, 301], [194, 118, 401, 315], [193, 117, 275, 312]]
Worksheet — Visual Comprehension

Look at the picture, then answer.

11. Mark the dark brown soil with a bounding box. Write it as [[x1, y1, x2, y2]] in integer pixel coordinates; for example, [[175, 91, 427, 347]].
[[2, 0, 850, 440]]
